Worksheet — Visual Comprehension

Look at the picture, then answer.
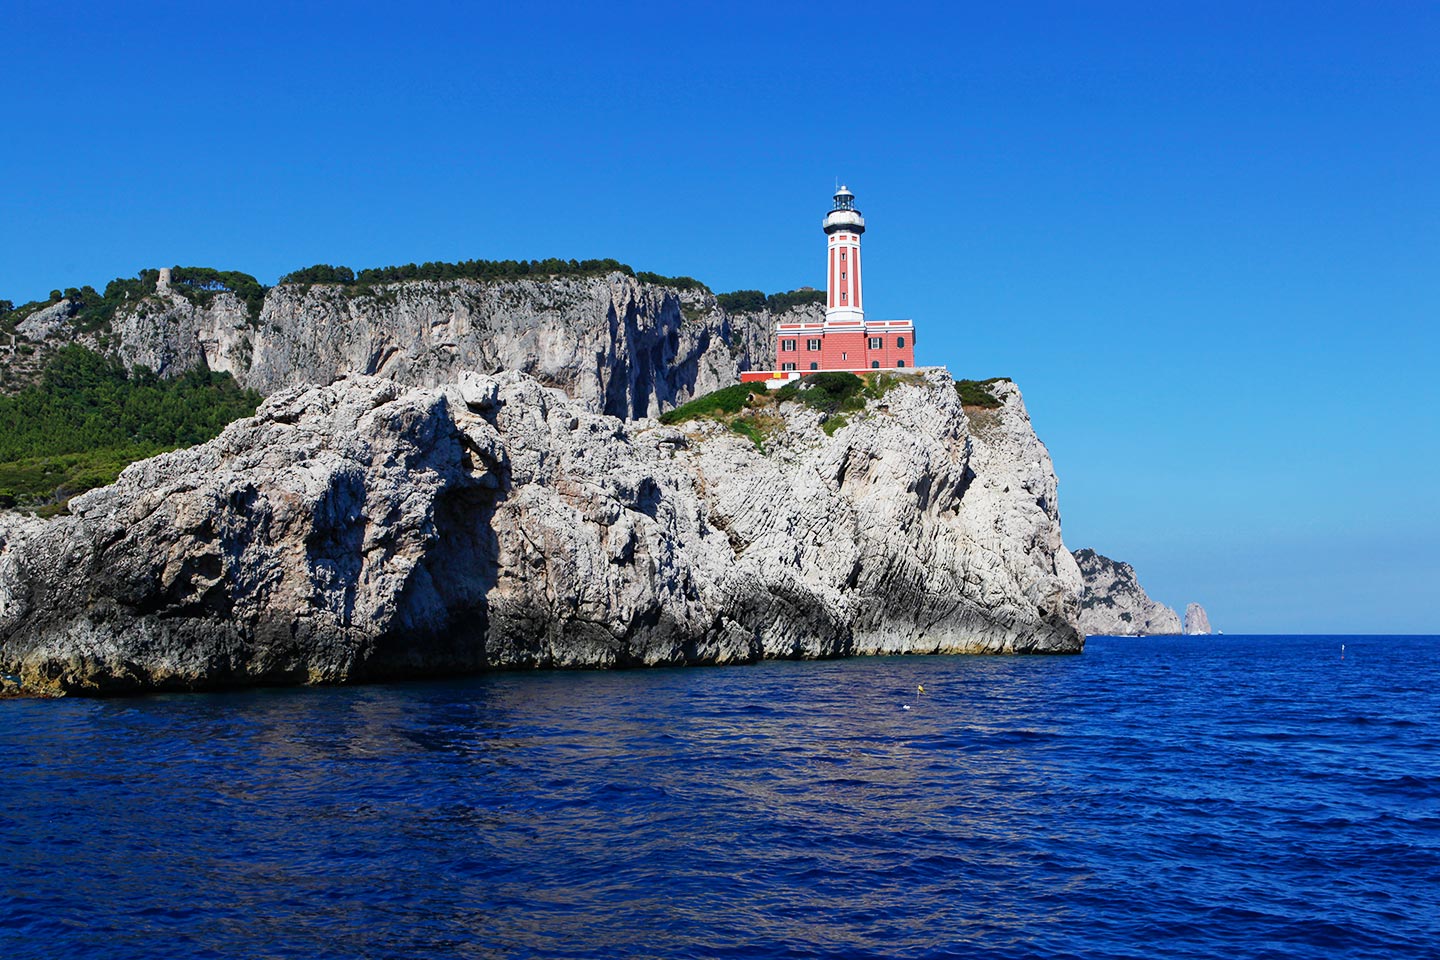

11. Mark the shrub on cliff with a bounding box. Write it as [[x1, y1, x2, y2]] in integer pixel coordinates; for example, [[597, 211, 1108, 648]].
[[350, 257, 637, 286], [0, 271, 162, 336], [278, 264, 356, 285], [169, 267, 268, 322], [954, 377, 1010, 408], [716, 289, 767, 313], [774, 371, 866, 414], [716, 288, 826, 314], [766, 289, 826, 314], [659, 382, 770, 425], [635, 271, 709, 292]]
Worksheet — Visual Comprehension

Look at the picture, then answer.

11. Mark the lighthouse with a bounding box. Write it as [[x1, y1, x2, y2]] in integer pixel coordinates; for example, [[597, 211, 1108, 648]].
[[824, 185, 865, 324], [753, 186, 916, 381]]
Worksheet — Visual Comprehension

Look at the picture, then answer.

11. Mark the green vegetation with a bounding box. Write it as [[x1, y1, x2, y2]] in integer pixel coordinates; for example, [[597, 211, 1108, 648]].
[[635, 271, 709, 292], [659, 382, 770, 425], [0, 346, 261, 511], [766, 289, 827, 313], [774, 371, 867, 414], [953, 377, 1010, 408], [270, 258, 715, 295], [654, 371, 931, 450], [278, 263, 356, 285], [169, 267, 268, 322], [273, 257, 639, 290], [716, 288, 826, 314], [1, 271, 161, 336], [729, 419, 765, 452], [715, 289, 767, 313], [0, 447, 167, 516]]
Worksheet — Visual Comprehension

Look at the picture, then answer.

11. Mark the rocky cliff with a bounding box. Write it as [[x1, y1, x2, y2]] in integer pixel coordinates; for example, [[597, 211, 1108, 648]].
[[1184, 602, 1212, 635], [1072, 548, 1182, 636], [0, 370, 1084, 695], [4, 274, 810, 418]]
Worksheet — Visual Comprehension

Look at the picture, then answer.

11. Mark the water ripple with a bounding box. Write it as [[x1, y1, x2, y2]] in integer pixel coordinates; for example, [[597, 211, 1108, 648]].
[[2, 635, 1438, 959]]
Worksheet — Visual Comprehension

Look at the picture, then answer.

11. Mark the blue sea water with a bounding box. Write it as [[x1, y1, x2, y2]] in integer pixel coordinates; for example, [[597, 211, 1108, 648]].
[[2, 635, 1438, 959]]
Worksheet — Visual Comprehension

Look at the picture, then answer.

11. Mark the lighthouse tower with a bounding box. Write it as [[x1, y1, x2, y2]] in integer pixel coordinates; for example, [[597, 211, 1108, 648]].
[[824, 185, 865, 325]]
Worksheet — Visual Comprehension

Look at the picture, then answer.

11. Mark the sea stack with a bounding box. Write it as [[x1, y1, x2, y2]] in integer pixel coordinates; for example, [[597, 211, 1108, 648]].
[[1184, 603, 1212, 635]]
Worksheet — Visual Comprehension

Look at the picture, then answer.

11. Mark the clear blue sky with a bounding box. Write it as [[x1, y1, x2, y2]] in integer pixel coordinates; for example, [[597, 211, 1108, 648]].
[[2, 1, 1436, 633]]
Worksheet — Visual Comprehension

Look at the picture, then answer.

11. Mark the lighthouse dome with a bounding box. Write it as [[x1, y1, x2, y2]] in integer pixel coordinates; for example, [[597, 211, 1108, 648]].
[[824, 185, 865, 234]]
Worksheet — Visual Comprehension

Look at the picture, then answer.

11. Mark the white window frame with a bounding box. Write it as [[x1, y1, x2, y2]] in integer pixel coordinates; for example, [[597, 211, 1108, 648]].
[[781, 362, 796, 371], [780, 339, 796, 352], [806, 338, 822, 351], [867, 337, 882, 350]]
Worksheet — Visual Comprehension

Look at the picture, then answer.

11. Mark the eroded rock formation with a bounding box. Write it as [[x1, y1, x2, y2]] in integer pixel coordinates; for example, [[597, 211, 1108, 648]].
[[5, 274, 808, 418], [1072, 548, 1182, 636], [0, 371, 1084, 695], [1184, 603, 1212, 635]]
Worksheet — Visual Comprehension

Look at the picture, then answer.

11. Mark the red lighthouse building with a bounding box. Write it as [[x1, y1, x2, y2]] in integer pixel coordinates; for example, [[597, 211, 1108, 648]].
[[744, 186, 916, 384]]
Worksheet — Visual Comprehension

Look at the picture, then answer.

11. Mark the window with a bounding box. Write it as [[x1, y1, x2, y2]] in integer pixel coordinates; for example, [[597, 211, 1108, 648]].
[[871, 360, 880, 369], [806, 338, 821, 351], [809, 362, 819, 370], [896, 337, 905, 348], [897, 360, 906, 368], [841, 352, 848, 361], [841, 293, 847, 302], [780, 339, 796, 352], [867, 337, 882, 350], [781, 362, 796, 371], [840, 251, 847, 261]]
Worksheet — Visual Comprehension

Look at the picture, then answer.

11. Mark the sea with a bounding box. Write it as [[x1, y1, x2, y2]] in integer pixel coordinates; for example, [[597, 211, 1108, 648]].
[[3, 634, 1437, 959]]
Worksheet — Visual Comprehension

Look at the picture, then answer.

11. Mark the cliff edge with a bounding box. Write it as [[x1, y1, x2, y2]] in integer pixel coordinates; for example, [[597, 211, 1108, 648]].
[[0, 371, 1083, 695]]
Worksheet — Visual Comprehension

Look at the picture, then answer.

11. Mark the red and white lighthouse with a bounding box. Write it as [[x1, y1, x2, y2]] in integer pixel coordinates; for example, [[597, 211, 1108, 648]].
[[746, 186, 917, 383], [824, 185, 865, 324]]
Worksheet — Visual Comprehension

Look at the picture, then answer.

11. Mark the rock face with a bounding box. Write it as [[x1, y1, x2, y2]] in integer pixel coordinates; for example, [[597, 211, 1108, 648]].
[[3, 275, 804, 418], [238, 277, 747, 419], [0, 370, 1084, 695], [1184, 603, 1212, 635], [1072, 548, 1181, 636]]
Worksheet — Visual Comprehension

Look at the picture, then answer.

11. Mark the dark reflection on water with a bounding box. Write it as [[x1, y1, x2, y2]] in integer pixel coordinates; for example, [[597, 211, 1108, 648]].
[[4, 636, 1439, 959]]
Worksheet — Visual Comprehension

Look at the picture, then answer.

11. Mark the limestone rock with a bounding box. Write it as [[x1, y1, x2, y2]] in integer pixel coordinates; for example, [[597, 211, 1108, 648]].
[[1, 275, 833, 416], [15, 300, 77, 342], [0, 371, 1083, 695], [1072, 547, 1181, 636], [1184, 602, 1212, 635], [110, 289, 253, 379]]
